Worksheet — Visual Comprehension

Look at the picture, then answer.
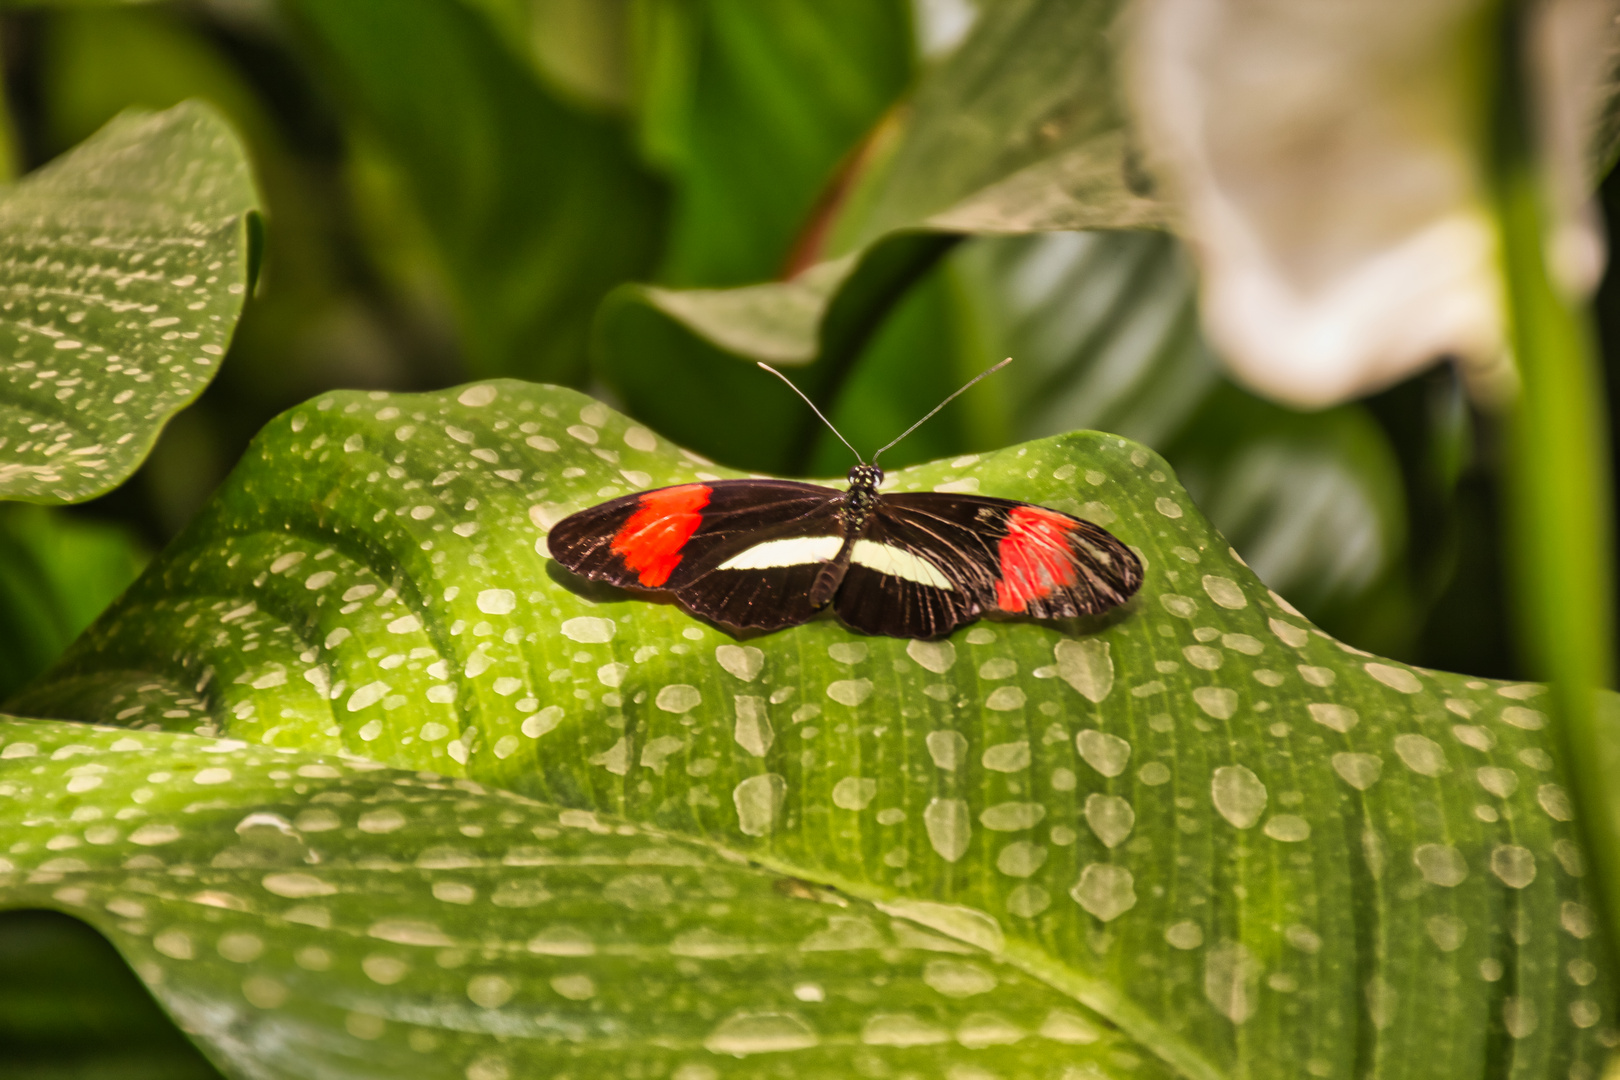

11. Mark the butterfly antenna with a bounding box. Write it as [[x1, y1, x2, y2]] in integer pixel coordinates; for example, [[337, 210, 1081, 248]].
[[756, 362, 865, 464], [871, 357, 1012, 466]]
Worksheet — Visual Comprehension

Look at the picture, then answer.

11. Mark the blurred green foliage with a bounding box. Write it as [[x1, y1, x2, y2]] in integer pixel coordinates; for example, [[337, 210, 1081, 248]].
[[0, 908, 220, 1080], [0, 0, 1580, 697], [0, 505, 145, 701], [0, 0, 1562, 696]]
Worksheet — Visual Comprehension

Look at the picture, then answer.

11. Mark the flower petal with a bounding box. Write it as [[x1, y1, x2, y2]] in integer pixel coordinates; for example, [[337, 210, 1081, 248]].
[[1126, 0, 1617, 408]]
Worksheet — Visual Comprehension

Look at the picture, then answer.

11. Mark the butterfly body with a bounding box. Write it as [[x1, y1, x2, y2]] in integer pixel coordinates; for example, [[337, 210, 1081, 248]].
[[548, 464, 1143, 640]]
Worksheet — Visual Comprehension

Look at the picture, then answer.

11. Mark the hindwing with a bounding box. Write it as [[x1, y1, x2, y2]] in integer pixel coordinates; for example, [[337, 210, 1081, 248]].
[[830, 494, 1142, 637]]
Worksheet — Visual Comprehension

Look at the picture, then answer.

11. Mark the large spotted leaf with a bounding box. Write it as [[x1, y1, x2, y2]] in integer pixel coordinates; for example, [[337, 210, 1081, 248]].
[[0, 101, 258, 504], [6, 380, 1615, 1079], [0, 717, 1153, 1080]]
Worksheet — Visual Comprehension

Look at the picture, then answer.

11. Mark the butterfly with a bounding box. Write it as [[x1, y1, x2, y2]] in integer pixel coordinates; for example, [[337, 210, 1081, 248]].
[[547, 360, 1143, 640]]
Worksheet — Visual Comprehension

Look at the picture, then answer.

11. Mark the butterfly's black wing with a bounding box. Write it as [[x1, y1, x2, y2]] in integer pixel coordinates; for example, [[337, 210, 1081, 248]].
[[547, 479, 849, 631], [551, 480, 1143, 638], [832, 493, 1142, 639]]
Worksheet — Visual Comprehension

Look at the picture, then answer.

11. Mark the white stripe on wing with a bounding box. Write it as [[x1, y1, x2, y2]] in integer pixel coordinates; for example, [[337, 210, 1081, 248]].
[[717, 535, 844, 569], [851, 539, 954, 590]]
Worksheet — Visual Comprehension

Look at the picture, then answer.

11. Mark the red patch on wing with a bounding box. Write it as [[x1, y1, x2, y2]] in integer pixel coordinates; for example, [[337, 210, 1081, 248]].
[[995, 506, 1079, 612], [611, 484, 711, 588]]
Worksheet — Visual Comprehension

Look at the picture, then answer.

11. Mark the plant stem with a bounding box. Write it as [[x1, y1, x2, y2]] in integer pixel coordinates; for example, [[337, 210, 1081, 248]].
[[1494, 25, 1620, 967]]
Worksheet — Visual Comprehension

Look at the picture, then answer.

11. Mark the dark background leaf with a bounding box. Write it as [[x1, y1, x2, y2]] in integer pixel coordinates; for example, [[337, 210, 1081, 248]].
[[283, 0, 666, 384], [0, 503, 145, 701], [0, 908, 223, 1080], [632, 0, 915, 286]]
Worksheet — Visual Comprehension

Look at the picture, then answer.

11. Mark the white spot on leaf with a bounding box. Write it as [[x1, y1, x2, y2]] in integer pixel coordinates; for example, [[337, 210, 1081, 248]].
[[1054, 639, 1112, 702], [827, 679, 873, 707], [715, 645, 764, 682], [1413, 844, 1468, 886], [1364, 663, 1422, 693], [733, 697, 773, 757], [1076, 730, 1130, 777], [1070, 864, 1136, 921], [1205, 942, 1262, 1024], [924, 798, 972, 860], [477, 589, 515, 615], [1193, 686, 1238, 719], [1202, 575, 1247, 609], [1393, 734, 1447, 776], [982, 741, 1030, 772], [1491, 845, 1537, 888], [1269, 618, 1308, 647], [832, 777, 877, 810], [734, 774, 786, 836], [704, 1012, 818, 1055], [1308, 703, 1358, 732], [906, 639, 955, 673], [561, 617, 615, 643], [922, 959, 996, 997], [1211, 765, 1267, 828], [1332, 753, 1383, 790], [657, 685, 702, 713], [1084, 794, 1135, 848], [979, 802, 1046, 831], [926, 730, 968, 770]]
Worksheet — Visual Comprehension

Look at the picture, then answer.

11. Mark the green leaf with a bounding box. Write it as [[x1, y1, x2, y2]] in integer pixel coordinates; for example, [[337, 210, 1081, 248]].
[[284, 0, 666, 383], [0, 101, 258, 504], [596, 231, 955, 471], [776, 229, 1211, 477], [824, 0, 1159, 252], [631, 0, 915, 286], [10, 379, 1615, 1078], [0, 503, 147, 701], [464, 0, 915, 286], [951, 231, 1218, 450], [594, 0, 1167, 470], [1494, 23, 1620, 1005], [0, 715, 1169, 1080]]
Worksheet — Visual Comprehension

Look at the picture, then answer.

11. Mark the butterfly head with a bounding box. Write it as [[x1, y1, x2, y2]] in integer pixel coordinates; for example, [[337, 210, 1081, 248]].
[[847, 463, 883, 494]]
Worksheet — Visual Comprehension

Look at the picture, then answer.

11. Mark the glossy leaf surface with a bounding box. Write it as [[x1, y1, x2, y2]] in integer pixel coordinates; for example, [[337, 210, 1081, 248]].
[[0, 101, 257, 504], [0, 715, 1159, 1080], [3, 380, 1611, 1079]]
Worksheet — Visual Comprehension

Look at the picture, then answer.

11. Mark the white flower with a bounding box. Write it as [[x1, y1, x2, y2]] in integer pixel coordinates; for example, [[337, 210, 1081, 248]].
[[1125, 0, 1620, 408]]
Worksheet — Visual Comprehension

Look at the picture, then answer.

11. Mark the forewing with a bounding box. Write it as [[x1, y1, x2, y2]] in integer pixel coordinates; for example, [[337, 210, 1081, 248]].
[[548, 478, 849, 631], [850, 493, 1143, 625], [547, 479, 835, 590]]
